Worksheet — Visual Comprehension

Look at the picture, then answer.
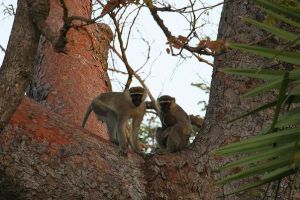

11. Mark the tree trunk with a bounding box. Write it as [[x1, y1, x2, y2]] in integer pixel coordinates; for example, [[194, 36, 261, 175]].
[[0, 0, 41, 132], [26, 0, 113, 139]]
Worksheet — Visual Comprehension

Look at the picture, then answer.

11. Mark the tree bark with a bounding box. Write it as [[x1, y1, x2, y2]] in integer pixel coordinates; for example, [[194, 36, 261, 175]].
[[0, 97, 146, 199], [26, 0, 113, 139], [0, 0, 42, 132]]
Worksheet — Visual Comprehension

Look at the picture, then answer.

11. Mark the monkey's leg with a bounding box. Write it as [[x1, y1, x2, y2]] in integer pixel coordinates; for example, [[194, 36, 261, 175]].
[[166, 131, 186, 153], [92, 102, 118, 144], [155, 127, 167, 149], [117, 118, 129, 156], [105, 111, 119, 144]]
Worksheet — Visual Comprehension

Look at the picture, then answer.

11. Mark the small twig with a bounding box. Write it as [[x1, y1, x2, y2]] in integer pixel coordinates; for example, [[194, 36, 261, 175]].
[[248, 34, 273, 45], [111, 13, 133, 89], [110, 45, 159, 112], [108, 68, 128, 75], [0, 45, 5, 53], [144, 1, 213, 56], [191, 52, 213, 66]]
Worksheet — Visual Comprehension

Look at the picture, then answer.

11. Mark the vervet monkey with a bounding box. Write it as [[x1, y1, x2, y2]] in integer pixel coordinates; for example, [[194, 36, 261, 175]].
[[156, 95, 192, 153], [82, 87, 147, 156]]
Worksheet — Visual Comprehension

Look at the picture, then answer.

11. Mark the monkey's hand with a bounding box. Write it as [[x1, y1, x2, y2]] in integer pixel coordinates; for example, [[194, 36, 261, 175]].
[[119, 146, 128, 157]]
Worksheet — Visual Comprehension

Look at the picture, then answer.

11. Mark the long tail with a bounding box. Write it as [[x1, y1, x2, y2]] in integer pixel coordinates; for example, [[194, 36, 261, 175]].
[[82, 104, 93, 128]]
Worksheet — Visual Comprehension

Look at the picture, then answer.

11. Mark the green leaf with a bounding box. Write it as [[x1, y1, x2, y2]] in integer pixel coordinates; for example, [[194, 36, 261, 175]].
[[264, 9, 300, 29], [262, 165, 296, 180], [215, 142, 274, 156], [289, 69, 300, 81], [220, 68, 284, 80], [244, 18, 300, 44], [254, 0, 300, 22], [242, 78, 282, 98], [268, 72, 289, 132], [220, 142, 295, 170], [228, 101, 277, 123], [276, 108, 300, 128], [219, 180, 270, 197], [229, 43, 300, 65], [215, 128, 300, 154], [222, 166, 295, 196], [290, 85, 300, 95], [215, 157, 290, 185]]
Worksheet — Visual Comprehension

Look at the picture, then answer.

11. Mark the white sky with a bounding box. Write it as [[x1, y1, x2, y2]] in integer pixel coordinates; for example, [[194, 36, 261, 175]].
[[0, 0, 222, 117]]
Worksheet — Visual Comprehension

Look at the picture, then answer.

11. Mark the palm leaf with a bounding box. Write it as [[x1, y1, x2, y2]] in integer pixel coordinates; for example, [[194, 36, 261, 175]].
[[244, 18, 300, 44], [220, 142, 294, 170], [228, 100, 277, 123], [222, 166, 295, 196], [289, 69, 300, 81], [264, 9, 300, 29], [215, 157, 290, 185], [220, 68, 284, 80], [229, 43, 300, 65], [242, 78, 282, 98], [215, 128, 300, 155], [254, 0, 300, 22], [276, 108, 300, 128]]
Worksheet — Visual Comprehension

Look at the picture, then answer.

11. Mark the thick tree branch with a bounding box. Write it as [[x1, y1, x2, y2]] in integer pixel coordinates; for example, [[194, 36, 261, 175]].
[[0, 0, 44, 132]]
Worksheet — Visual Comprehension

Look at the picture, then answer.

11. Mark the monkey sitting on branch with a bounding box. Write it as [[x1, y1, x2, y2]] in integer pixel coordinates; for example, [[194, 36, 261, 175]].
[[155, 95, 192, 153], [82, 86, 147, 156]]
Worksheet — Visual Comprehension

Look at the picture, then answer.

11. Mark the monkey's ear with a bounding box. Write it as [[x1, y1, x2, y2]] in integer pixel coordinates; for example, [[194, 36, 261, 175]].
[[172, 97, 176, 103]]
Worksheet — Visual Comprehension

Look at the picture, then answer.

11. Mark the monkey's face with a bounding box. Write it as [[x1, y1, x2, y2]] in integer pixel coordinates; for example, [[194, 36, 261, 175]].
[[158, 95, 175, 113], [159, 102, 171, 113], [131, 94, 144, 107], [129, 87, 146, 107]]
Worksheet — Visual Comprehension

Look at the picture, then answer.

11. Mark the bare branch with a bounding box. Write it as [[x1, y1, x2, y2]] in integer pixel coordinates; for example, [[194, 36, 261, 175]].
[[191, 52, 213, 67], [107, 67, 128, 75], [0, 45, 5, 53], [144, 1, 213, 56]]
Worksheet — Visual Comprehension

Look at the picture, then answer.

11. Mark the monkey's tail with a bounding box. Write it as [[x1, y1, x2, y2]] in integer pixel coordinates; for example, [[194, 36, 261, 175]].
[[82, 104, 93, 128]]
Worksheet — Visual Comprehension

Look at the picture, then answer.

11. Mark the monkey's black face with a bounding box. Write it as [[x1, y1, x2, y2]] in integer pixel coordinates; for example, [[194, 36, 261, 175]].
[[131, 94, 143, 107], [160, 102, 171, 113]]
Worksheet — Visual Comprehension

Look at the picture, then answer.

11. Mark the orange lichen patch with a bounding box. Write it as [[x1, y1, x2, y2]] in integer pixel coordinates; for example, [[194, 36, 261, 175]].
[[9, 98, 71, 147], [33, 127, 70, 146]]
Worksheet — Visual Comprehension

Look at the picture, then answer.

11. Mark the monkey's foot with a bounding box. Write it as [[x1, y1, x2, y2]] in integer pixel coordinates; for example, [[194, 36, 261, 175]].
[[119, 147, 128, 157]]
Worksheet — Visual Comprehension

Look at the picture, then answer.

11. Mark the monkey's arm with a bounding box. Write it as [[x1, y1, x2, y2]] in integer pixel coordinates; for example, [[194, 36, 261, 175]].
[[82, 104, 93, 127]]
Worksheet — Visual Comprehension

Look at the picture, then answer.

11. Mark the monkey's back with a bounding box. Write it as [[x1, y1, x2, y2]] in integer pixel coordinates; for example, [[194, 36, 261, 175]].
[[95, 92, 130, 109], [172, 104, 192, 135]]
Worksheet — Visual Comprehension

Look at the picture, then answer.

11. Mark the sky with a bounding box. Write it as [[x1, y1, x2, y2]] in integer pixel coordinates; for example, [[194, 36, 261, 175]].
[[0, 0, 222, 117]]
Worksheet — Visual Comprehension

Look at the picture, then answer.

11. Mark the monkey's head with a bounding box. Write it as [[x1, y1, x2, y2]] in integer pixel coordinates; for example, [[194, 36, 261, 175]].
[[129, 87, 147, 107], [157, 95, 176, 113]]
